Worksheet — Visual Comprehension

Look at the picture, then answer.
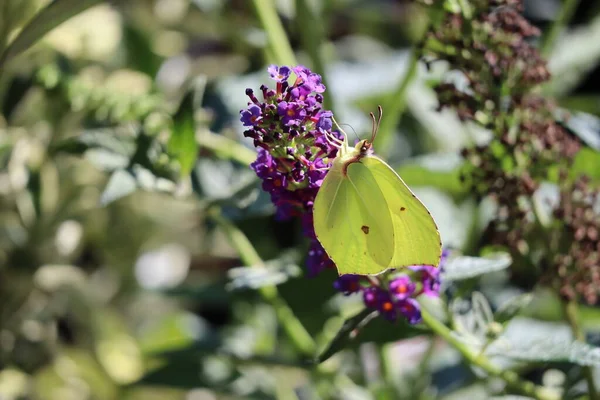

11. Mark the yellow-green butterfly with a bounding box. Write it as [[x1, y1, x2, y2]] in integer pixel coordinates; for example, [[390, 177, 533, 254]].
[[313, 107, 442, 276]]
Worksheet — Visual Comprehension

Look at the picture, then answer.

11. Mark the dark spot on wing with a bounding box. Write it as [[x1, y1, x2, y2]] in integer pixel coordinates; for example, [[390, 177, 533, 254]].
[[361, 225, 370, 234], [400, 207, 406, 211]]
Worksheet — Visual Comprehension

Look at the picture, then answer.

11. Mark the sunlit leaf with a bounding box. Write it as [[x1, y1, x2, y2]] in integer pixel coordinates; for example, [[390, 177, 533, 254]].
[[488, 336, 600, 367], [442, 253, 512, 281], [100, 169, 137, 206], [226, 251, 302, 291], [555, 109, 600, 151], [0, 0, 106, 66], [494, 293, 533, 324]]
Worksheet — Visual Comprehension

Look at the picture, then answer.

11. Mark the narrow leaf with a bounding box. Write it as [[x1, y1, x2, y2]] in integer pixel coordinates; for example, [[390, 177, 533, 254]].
[[442, 253, 512, 281], [169, 82, 201, 177], [317, 308, 377, 364], [0, 0, 106, 67]]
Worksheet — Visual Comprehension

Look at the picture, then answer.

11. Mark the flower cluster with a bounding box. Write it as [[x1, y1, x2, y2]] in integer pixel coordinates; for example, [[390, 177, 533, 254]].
[[241, 65, 445, 323], [548, 176, 600, 304], [240, 65, 340, 277], [418, 0, 583, 250], [334, 250, 448, 323], [417, 0, 600, 304]]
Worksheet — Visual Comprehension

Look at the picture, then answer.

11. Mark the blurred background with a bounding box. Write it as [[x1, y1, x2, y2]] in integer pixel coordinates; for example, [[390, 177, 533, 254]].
[[1, 0, 600, 399]]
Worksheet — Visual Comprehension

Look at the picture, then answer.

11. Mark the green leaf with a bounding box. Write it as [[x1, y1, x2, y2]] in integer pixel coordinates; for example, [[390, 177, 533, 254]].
[[571, 148, 600, 181], [442, 253, 512, 281], [494, 293, 534, 324], [317, 308, 378, 364], [0, 0, 106, 67], [168, 81, 203, 177], [488, 336, 600, 368], [100, 169, 137, 206]]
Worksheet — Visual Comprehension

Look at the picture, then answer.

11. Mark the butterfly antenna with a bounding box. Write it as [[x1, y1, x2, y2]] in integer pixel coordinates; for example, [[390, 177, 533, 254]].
[[369, 111, 377, 143], [370, 105, 383, 143], [340, 123, 360, 143]]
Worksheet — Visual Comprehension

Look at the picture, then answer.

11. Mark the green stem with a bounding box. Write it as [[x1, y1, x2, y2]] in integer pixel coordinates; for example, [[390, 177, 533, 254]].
[[375, 48, 420, 159], [209, 209, 317, 358], [540, 0, 581, 58], [252, 0, 297, 66], [296, 0, 334, 112], [421, 307, 561, 400], [563, 300, 598, 399]]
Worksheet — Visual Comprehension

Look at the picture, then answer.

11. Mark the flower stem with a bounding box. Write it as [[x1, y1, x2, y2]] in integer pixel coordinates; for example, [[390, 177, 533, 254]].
[[209, 209, 317, 358], [420, 307, 561, 400], [375, 48, 420, 159], [251, 0, 298, 67], [540, 0, 581, 57], [563, 299, 598, 399]]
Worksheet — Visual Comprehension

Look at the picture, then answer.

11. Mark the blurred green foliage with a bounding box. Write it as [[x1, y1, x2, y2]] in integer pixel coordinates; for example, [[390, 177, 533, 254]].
[[1, 1, 600, 399]]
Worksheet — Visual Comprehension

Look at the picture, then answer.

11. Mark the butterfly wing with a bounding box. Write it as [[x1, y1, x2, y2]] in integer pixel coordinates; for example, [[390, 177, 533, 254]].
[[313, 163, 395, 275], [362, 156, 442, 268]]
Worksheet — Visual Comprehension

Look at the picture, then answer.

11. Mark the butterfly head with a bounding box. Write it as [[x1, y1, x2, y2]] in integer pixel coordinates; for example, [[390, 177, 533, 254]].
[[356, 139, 373, 157]]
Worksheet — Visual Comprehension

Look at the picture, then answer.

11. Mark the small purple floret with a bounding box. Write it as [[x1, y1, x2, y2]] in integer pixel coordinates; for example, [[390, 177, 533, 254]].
[[389, 275, 415, 300], [409, 265, 441, 297], [333, 275, 362, 295], [397, 298, 422, 324], [240, 104, 262, 126], [268, 65, 291, 83]]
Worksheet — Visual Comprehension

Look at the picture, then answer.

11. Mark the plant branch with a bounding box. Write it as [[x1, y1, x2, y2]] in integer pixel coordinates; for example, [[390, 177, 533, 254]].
[[420, 307, 561, 400]]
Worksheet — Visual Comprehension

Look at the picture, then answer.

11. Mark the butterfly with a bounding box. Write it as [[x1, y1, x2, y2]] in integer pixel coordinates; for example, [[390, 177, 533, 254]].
[[313, 106, 442, 276]]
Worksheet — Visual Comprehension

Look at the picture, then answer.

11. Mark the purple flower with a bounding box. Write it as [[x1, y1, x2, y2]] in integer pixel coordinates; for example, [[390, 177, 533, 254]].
[[306, 240, 334, 277], [240, 104, 262, 126], [293, 65, 326, 93], [409, 265, 441, 297], [317, 111, 333, 132], [250, 148, 276, 179], [362, 287, 396, 320], [389, 275, 415, 300], [277, 101, 306, 126], [396, 298, 422, 324], [268, 65, 291, 83], [334, 275, 362, 295]]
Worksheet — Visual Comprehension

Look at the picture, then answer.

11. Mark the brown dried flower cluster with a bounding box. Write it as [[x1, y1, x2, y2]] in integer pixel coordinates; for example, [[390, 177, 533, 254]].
[[550, 176, 600, 304], [417, 0, 600, 304]]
